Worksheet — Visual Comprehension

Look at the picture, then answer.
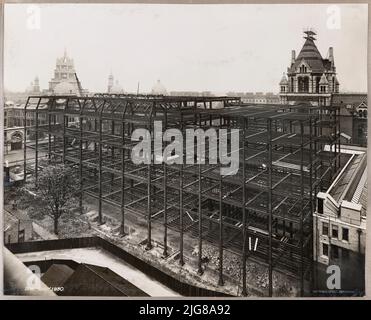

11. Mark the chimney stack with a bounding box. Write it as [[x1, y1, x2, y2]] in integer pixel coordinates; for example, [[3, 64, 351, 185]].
[[328, 47, 334, 62], [291, 50, 296, 64]]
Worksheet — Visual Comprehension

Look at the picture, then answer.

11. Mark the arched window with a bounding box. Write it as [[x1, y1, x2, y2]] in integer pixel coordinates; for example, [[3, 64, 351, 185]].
[[300, 65, 307, 73], [298, 77, 309, 92]]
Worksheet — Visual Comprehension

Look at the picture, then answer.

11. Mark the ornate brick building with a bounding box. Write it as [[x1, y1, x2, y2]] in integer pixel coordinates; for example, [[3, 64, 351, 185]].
[[279, 30, 339, 106]]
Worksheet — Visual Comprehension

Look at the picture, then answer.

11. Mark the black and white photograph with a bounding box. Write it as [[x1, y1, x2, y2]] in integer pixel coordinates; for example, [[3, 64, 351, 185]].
[[1, 2, 369, 301]]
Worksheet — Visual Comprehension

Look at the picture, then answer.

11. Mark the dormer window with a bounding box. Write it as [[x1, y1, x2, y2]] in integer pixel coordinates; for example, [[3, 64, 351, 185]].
[[300, 65, 307, 73]]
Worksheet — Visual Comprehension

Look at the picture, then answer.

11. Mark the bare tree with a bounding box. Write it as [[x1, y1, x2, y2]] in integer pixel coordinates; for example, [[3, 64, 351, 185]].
[[24, 163, 79, 235]]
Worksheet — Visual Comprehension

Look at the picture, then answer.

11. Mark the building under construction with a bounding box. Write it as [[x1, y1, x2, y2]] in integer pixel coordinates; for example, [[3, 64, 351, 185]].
[[23, 94, 341, 296]]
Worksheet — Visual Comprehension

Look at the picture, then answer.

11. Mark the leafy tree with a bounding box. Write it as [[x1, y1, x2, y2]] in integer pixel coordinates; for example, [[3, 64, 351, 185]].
[[23, 163, 79, 235]]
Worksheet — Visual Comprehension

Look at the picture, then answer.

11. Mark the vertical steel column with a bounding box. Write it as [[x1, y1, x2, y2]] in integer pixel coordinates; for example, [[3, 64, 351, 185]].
[[48, 101, 52, 163], [309, 118, 314, 294], [300, 121, 305, 296], [23, 98, 29, 183], [34, 98, 41, 186], [218, 163, 224, 286], [197, 159, 203, 274], [267, 118, 273, 297], [179, 105, 184, 266], [53, 114, 56, 157], [314, 117, 319, 291], [163, 107, 168, 257], [197, 111, 203, 274], [319, 108, 324, 191], [336, 107, 341, 172], [120, 120, 126, 236], [79, 114, 83, 214], [111, 118, 115, 186], [94, 118, 98, 152], [241, 118, 247, 296], [98, 117, 103, 224], [146, 106, 153, 251], [333, 107, 337, 172], [62, 99, 68, 164]]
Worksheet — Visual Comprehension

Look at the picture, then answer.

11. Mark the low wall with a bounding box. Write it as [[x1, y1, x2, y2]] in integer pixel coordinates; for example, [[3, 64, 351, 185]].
[[6, 236, 232, 297]]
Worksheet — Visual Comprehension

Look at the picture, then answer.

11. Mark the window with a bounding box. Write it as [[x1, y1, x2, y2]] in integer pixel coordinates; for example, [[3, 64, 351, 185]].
[[322, 243, 329, 257], [300, 65, 307, 73], [342, 227, 349, 241], [322, 222, 329, 236], [317, 198, 324, 214], [332, 225, 339, 239], [298, 77, 309, 92]]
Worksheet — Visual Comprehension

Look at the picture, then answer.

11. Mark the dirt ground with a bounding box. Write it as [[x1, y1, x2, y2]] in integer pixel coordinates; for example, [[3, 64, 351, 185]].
[[5, 188, 299, 297]]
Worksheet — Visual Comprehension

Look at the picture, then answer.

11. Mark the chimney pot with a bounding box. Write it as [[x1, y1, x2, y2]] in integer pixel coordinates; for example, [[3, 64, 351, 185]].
[[291, 50, 296, 64], [329, 47, 334, 60]]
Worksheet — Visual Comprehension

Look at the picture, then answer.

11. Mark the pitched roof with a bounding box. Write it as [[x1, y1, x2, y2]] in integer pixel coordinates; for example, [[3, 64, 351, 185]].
[[331, 93, 367, 107], [41, 264, 74, 288], [279, 74, 288, 85], [291, 38, 325, 72], [62, 263, 149, 296]]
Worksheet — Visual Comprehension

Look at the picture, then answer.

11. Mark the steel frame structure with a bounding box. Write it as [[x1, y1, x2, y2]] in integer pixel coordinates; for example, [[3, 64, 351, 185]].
[[24, 94, 340, 296]]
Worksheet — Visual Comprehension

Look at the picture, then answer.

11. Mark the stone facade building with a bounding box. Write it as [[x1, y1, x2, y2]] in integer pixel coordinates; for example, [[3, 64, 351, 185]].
[[279, 30, 339, 106], [332, 93, 368, 147], [313, 145, 366, 293], [48, 49, 85, 95]]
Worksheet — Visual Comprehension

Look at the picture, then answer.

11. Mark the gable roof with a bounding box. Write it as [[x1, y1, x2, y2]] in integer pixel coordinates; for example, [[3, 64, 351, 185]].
[[319, 73, 329, 85], [291, 38, 325, 72], [331, 93, 367, 107]]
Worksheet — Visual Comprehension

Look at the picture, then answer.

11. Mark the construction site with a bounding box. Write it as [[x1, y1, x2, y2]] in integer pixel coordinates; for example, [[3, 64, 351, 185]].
[[22, 94, 342, 296]]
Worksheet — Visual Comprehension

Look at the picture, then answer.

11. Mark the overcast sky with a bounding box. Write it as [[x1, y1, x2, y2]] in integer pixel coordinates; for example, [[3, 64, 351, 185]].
[[4, 3, 368, 94]]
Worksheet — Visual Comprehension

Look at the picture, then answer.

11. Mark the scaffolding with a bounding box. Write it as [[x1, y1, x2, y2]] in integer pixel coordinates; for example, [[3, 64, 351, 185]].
[[23, 94, 341, 296]]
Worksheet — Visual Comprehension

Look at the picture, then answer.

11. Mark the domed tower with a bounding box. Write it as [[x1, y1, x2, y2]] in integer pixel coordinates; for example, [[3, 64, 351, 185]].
[[279, 29, 339, 106]]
